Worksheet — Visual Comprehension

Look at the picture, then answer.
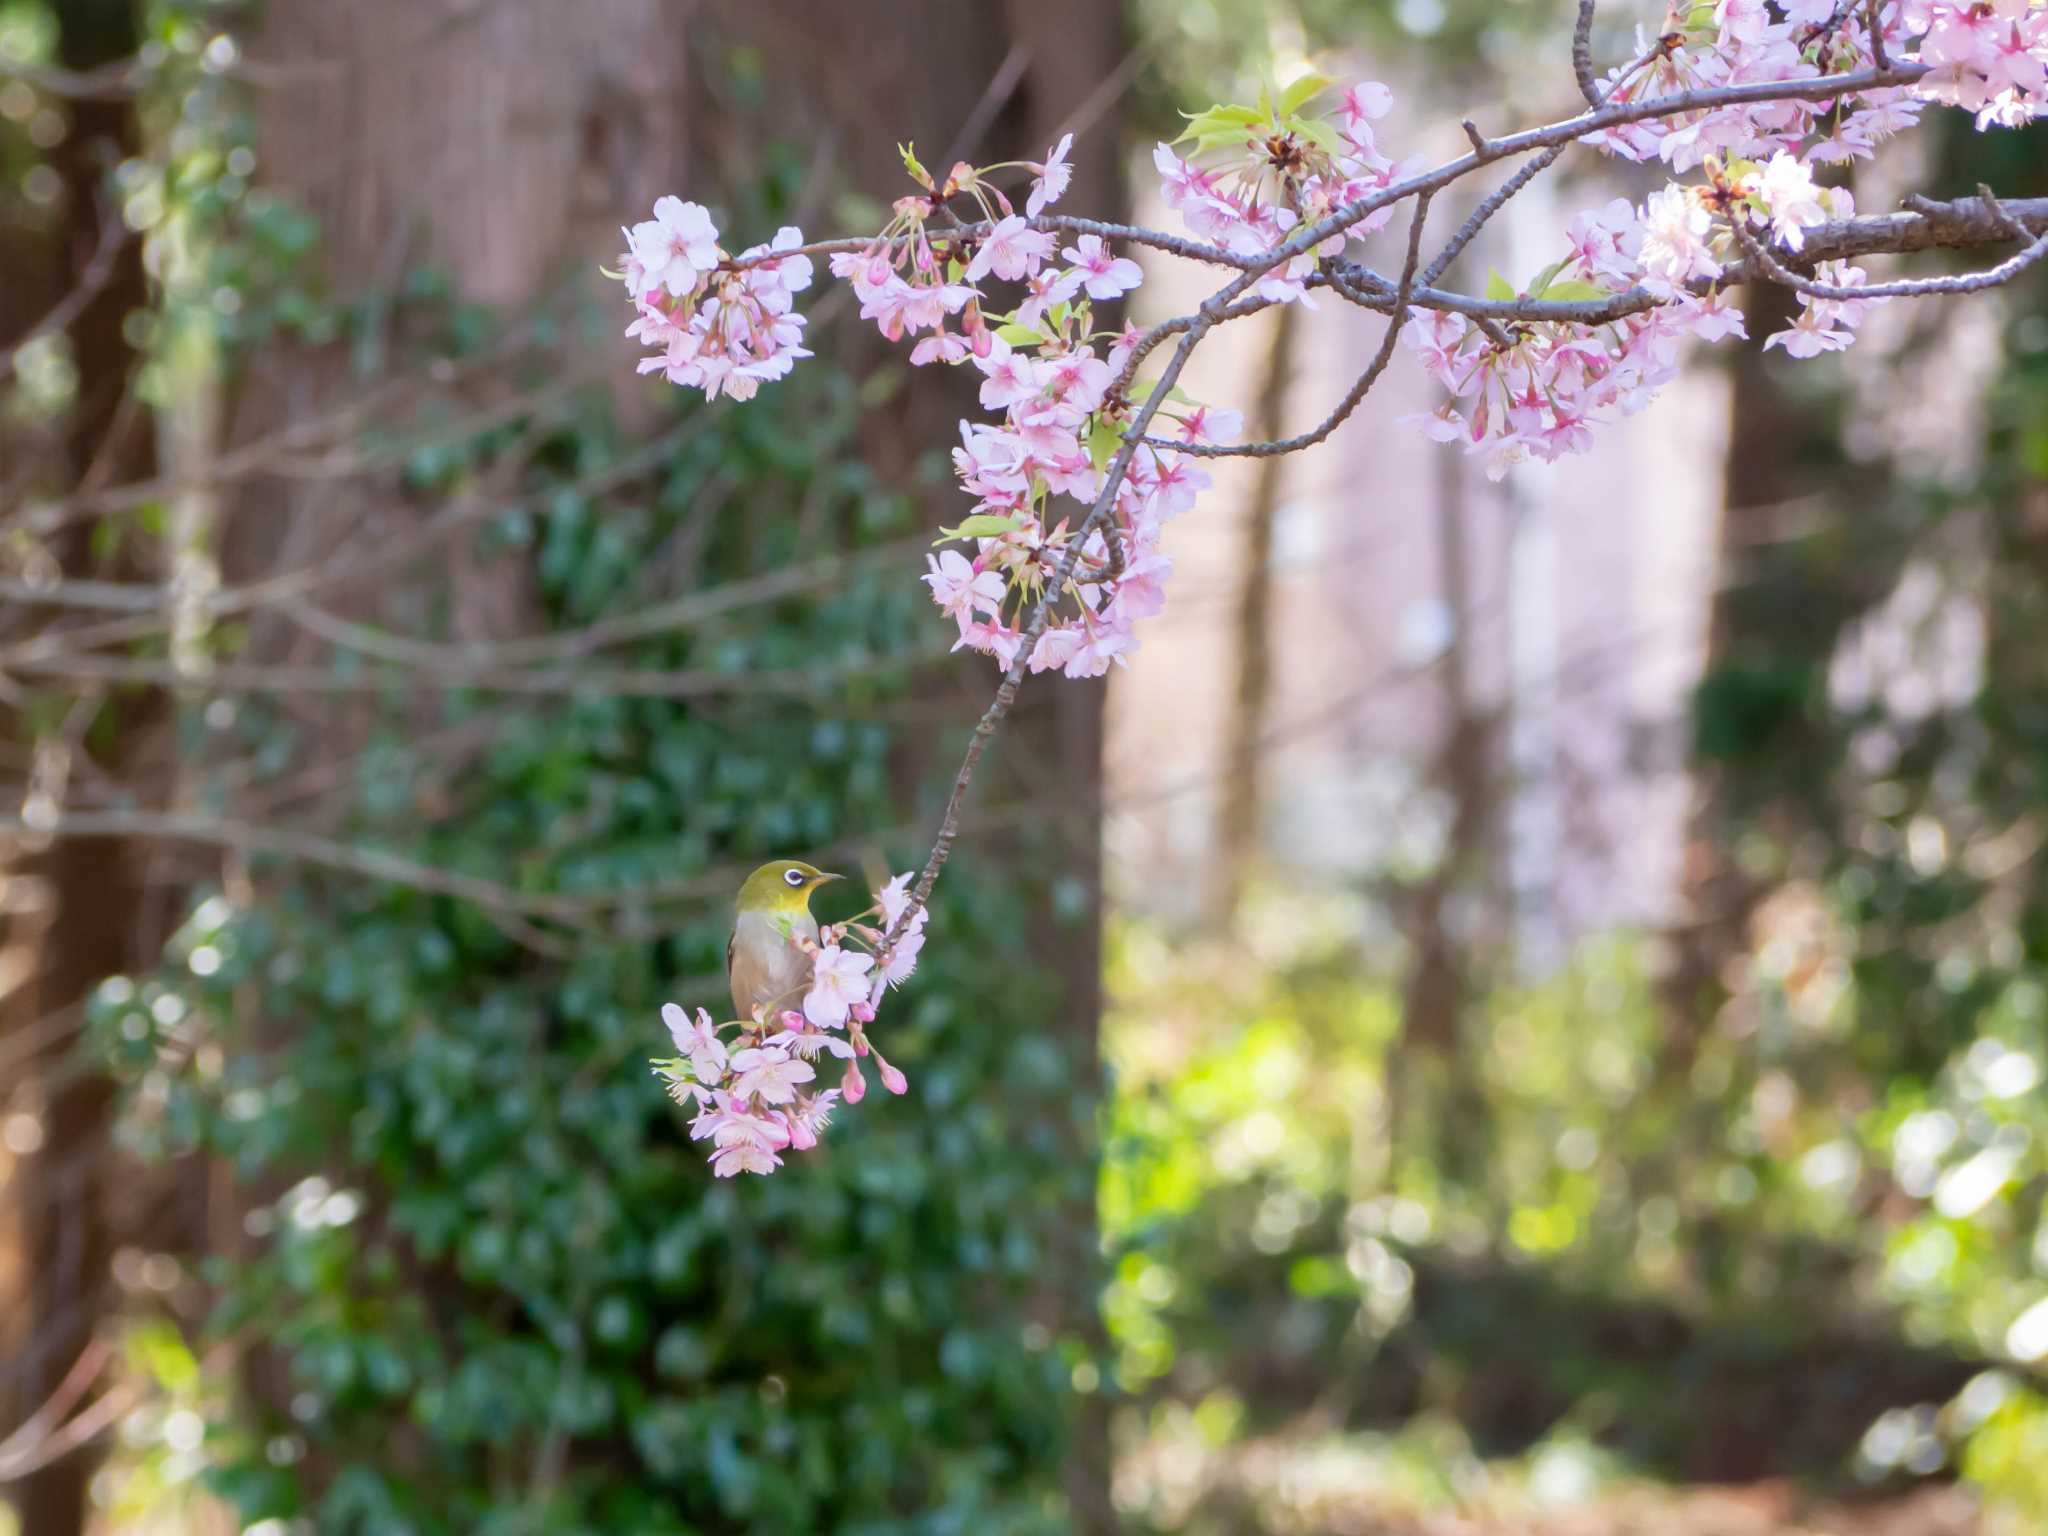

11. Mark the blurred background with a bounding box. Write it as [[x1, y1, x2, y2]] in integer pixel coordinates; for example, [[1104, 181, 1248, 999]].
[[2, 1, 2046, 1533]]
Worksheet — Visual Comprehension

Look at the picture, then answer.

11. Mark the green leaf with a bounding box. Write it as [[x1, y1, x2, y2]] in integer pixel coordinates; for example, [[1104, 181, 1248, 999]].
[[1279, 72, 1335, 116], [996, 323, 1043, 346], [1174, 105, 1263, 144], [1128, 378, 1194, 406], [939, 513, 1023, 540], [1538, 278, 1612, 302], [1296, 119, 1344, 155], [898, 141, 929, 187], [1087, 417, 1123, 471], [1528, 259, 1569, 297], [1484, 268, 1518, 301]]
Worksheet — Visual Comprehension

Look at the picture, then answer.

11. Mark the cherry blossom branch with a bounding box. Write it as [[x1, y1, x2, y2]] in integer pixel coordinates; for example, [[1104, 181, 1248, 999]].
[[1314, 195, 2048, 328], [1106, 294, 1280, 404], [1217, 58, 1930, 297], [1419, 145, 1569, 289], [875, 325, 1205, 961], [1728, 189, 2048, 300], [1864, 0, 1892, 72], [718, 214, 1255, 275]]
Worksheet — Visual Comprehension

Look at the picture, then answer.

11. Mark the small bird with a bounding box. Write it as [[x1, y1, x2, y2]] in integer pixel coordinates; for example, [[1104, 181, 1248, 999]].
[[728, 859, 843, 1022]]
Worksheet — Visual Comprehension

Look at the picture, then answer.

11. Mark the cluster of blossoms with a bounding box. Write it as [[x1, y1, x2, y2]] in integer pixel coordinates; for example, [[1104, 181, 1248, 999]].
[[820, 138, 1232, 678], [1585, 0, 1927, 167], [1910, 0, 2048, 127], [1152, 78, 1424, 304], [1402, 145, 1880, 476], [616, 196, 816, 402], [651, 875, 929, 1176], [1395, 0, 2047, 477]]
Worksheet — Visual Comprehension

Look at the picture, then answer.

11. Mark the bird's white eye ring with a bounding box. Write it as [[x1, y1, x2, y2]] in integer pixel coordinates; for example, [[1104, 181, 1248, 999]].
[[783, 868, 805, 887]]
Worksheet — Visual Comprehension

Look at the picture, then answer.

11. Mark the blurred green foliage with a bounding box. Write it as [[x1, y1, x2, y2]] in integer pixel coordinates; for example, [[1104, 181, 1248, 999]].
[[91, 330, 1098, 1535], [1101, 897, 2048, 1523]]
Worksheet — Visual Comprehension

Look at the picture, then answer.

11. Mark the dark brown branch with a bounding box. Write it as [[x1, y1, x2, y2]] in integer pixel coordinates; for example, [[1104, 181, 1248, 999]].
[[1727, 190, 2048, 300], [1321, 194, 2048, 328]]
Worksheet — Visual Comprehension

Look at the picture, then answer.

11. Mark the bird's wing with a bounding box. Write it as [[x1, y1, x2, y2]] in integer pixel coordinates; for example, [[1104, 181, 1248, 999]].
[[725, 927, 739, 1018]]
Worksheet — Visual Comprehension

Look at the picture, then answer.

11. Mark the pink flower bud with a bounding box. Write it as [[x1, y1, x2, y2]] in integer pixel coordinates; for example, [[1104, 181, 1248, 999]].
[[850, 1000, 877, 1025], [841, 1060, 867, 1104], [876, 1055, 908, 1096], [780, 1009, 805, 1031]]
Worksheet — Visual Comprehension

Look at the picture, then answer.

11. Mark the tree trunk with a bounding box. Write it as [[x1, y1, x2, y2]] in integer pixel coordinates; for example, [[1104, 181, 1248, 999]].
[[1, 4, 156, 1533], [1660, 282, 1811, 1055], [1389, 442, 1496, 1179], [1211, 302, 1298, 928]]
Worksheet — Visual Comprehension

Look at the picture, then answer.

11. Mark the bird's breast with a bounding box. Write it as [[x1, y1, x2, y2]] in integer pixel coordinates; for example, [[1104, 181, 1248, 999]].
[[730, 908, 818, 1018]]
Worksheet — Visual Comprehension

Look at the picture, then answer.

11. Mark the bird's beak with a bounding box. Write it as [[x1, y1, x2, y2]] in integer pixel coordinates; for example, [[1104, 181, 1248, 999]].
[[815, 871, 845, 886]]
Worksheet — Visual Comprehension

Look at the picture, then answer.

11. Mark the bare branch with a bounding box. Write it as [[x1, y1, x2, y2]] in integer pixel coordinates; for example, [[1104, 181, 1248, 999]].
[[1728, 190, 2048, 300], [1573, 1, 1602, 107], [1138, 194, 1434, 461], [1420, 144, 1569, 289], [1864, 0, 1891, 71], [4, 643, 942, 702], [0, 209, 130, 383]]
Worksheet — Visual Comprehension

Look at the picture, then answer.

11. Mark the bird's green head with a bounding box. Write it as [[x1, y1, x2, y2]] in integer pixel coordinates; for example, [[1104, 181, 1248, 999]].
[[736, 859, 843, 915]]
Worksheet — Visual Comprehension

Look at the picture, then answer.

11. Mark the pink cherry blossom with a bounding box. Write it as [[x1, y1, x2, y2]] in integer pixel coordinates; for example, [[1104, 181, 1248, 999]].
[[662, 1002, 727, 1081], [625, 196, 719, 300], [711, 1143, 782, 1178], [1026, 132, 1073, 217], [1060, 235, 1143, 302], [967, 215, 1057, 283], [1742, 152, 1827, 251], [784, 1090, 841, 1151], [728, 1045, 816, 1105], [1637, 184, 1721, 296], [923, 550, 1005, 621], [803, 944, 875, 1028]]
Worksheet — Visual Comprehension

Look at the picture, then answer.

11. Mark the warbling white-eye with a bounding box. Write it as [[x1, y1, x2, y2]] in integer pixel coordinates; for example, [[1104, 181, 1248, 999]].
[[728, 859, 843, 1021]]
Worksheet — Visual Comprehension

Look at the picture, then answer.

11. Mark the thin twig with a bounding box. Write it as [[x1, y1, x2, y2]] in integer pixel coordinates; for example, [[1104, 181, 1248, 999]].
[[1420, 144, 1569, 289], [1864, 0, 1890, 71], [873, 326, 1206, 965], [1138, 194, 1434, 460], [0, 209, 130, 383], [1572, 1, 1601, 107]]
